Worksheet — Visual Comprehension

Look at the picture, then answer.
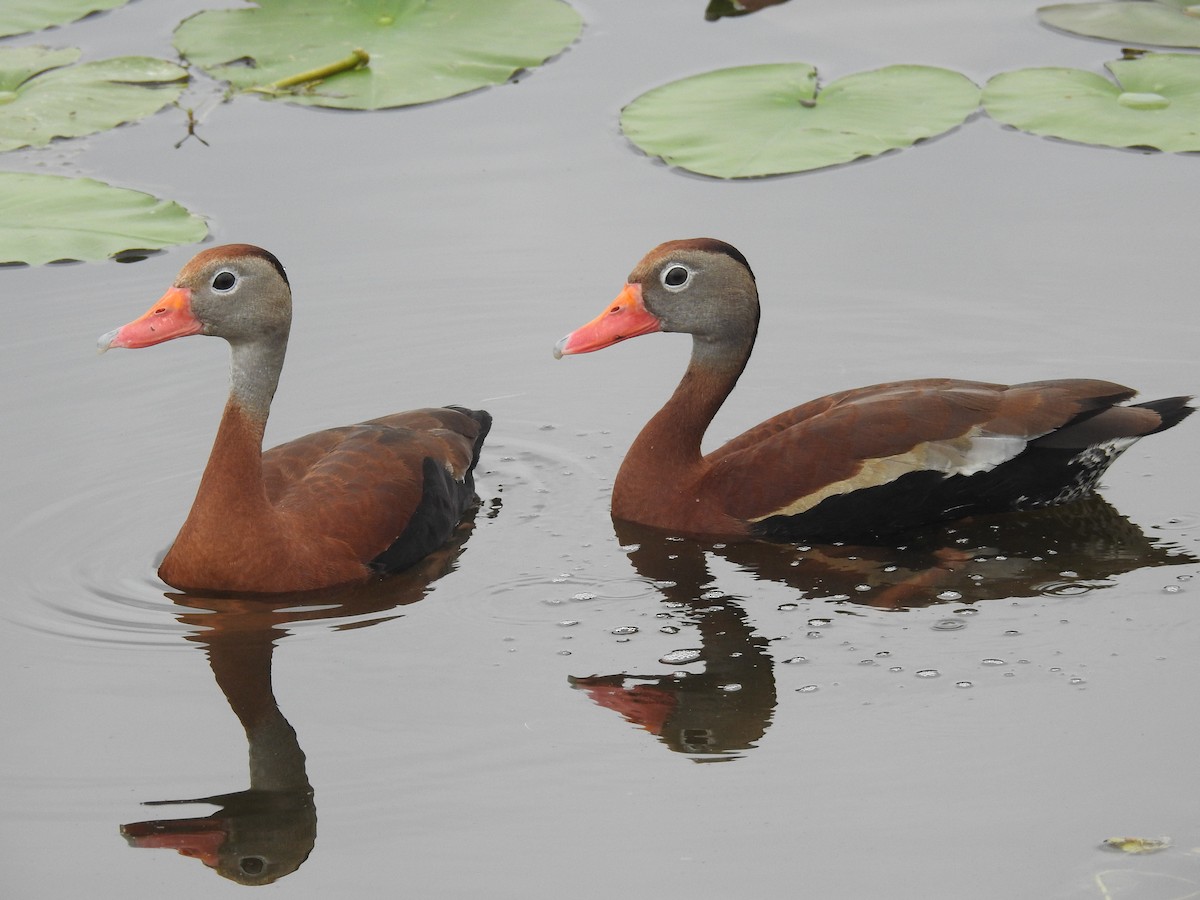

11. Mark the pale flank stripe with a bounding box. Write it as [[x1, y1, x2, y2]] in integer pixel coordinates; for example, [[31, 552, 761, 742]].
[[749, 428, 1028, 521]]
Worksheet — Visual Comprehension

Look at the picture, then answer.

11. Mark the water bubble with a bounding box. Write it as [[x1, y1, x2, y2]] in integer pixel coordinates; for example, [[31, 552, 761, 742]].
[[543, 598, 564, 606], [611, 626, 639, 636], [854, 584, 871, 593], [875, 651, 891, 658], [1037, 581, 1092, 597], [795, 684, 819, 693], [720, 683, 742, 692], [937, 591, 963, 601], [783, 656, 808, 665], [807, 618, 832, 627], [557, 650, 572, 656], [981, 658, 1006, 666], [701, 590, 724, 600], [659, 648, 702, 665], [571, 592, 596, 601], [1070, 677, 1086, 685], [955, 681, 973, 689], [558, 620, 579, 627], [954, 607, 978, 616], [932, 618, 966, 631], [659, 625, 680, 635], [778, 603, 799, 612], [1003, 630, 1021, 637], [1178, 574, 1194, 582], [806, 631, 824, 639], [889, 666, 904, 673], [915, 669, 941, 678], [1163, 585, 1183, 594], [859, 659, 876, 666]]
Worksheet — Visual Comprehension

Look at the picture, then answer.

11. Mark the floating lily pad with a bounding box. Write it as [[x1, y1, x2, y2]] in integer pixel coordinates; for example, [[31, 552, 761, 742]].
[[174, 0, 583, 110], [620, 63, 980, 178], [0, 172, 207, 266], [0, 46, 187, 153], [0, 0, 128, 39], [982, 53, 1200, 152], [1039, 1, 1200, 50]]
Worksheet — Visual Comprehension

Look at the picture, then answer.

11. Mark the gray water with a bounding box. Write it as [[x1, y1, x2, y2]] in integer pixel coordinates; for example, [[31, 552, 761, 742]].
[[2, 1, 1198, 897]]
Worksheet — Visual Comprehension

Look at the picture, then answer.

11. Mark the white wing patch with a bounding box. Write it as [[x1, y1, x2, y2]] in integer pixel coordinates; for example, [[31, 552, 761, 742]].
[[750, 427, 1028, 521]]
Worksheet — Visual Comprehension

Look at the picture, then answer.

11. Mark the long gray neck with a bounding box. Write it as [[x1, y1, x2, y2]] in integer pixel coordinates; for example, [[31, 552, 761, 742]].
[[228, 335, 288, 425]]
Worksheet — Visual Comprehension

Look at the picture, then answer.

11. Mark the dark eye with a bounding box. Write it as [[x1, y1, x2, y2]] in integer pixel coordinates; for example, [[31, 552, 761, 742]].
[[239, 857, 265, 875], [212, 271, 236, 292], [662, 265, 691, 290]]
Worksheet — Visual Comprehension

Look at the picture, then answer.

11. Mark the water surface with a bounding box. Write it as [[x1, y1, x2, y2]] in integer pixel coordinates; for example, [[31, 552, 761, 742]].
[[2, 2, 1198, 897]]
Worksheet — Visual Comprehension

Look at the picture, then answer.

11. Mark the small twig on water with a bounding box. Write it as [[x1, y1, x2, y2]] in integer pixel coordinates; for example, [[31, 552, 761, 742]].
[[248, 48, 370, 95]]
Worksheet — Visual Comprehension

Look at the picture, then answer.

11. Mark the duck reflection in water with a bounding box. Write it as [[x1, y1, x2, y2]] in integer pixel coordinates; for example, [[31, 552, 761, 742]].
[[571, 497, 1194, 759], [120, 520, 475, 885]]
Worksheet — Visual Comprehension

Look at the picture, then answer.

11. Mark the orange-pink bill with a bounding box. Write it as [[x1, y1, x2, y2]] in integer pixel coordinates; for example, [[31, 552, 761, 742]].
[[98, 286, 202, 352], [554, 283, 661, 358]]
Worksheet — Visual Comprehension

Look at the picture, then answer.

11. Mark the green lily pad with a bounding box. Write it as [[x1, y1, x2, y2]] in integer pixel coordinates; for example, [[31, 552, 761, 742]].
[[982, 53, 1200, 151], [0, 0, 128, 39], [0, 172, 207, 266], [0, 47, 188, 153], [174, 0, 583, 110], [620, 63, 980, 178], [1039, 1, 1200, 50]]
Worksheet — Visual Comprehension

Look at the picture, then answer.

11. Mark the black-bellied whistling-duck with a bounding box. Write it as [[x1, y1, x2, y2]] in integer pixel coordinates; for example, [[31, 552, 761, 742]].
[[554, 238, 1192, 541], [99, 244, 490, 593]]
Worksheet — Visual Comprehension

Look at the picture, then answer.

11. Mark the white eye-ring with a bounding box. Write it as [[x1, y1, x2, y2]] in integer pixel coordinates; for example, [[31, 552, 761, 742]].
[[661, 264, 693, 292], [211, 270, 237, 292]]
